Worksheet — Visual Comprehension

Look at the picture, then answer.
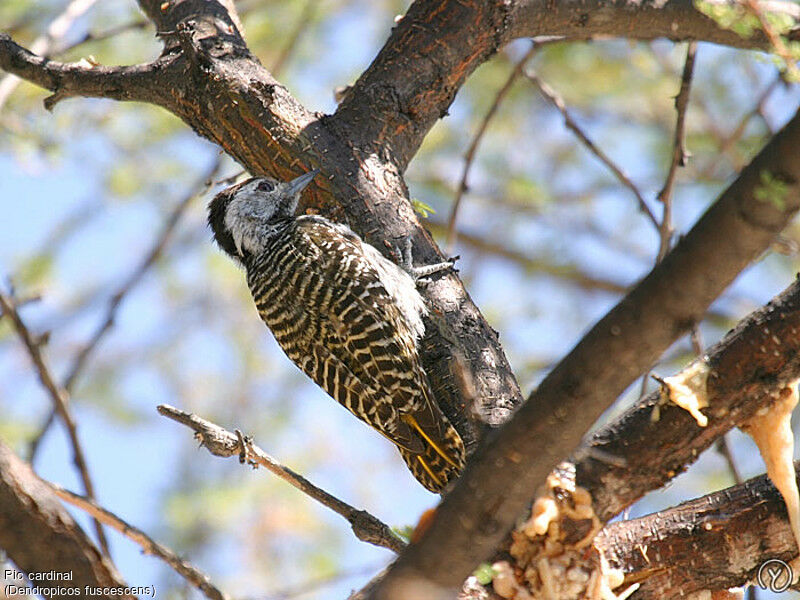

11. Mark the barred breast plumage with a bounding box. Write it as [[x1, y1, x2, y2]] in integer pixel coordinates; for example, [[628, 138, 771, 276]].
[[208, 171, 465, 492]]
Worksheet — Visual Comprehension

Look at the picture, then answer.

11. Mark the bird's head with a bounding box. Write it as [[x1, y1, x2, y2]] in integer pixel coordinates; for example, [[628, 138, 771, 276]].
[[208, 169, 319, 262]]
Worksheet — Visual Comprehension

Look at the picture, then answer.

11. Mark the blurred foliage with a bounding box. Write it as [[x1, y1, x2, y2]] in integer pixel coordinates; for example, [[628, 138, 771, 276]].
[[1, 0, 800, 598]]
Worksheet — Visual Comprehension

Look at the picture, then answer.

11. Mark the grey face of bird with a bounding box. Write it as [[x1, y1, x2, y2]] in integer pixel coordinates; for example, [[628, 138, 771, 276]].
[[208, 170, 319, 262]]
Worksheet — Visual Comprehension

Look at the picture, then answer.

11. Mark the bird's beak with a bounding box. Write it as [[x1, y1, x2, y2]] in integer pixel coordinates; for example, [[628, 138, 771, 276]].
[[284, 169, 319, 196]]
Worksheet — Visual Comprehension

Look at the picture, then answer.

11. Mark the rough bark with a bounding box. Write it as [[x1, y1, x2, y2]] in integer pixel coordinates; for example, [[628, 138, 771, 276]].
[[0, 440, 132, 600], [596, 462, 800, 598], [3, 0, 800, 597], [338, 0, 799, 170], [578, 276, 800, 522], [375, 108, 800, 597]]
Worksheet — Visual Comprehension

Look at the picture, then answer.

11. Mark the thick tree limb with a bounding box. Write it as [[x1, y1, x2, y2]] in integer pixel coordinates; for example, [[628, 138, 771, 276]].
[[596, 461, 800, 598], [335, 0, 799, 169], [577, 276, 800, 522], [157, 404, 407, 554], [4, 0, 800, 594], [372, 107, 800, 597], [509, 0, 800, 45], [0, 33, 173, 110], [0, 440, 133, 600], [456, 278, 800, 600]]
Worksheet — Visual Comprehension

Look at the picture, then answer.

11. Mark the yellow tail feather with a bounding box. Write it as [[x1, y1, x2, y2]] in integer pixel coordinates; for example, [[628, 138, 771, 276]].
[[402, 414, 460, 469], [417, 456, 443, 488]]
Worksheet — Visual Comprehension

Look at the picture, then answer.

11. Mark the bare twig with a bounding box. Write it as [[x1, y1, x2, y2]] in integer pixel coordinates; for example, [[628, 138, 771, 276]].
[[524, 69, 660, 230], [0, 0, 99, 112], [55, 20, 149, 55], [0, 289, 110, 555], [656, 41, 697, 262], [26, 159, 223, 463], [270, 0, 316, 76], [716, 434, 744, 485], [446, 44, 538, 250], [0, 34, 172, 110], [700, 76, 781, 179], [63, 158, 223, 392], [157, 404, 407, 554], [48, 482, 229, 600]]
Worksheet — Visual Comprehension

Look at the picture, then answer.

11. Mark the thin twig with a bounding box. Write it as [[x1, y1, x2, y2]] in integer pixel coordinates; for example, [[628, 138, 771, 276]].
[[716, 434, 744, 485], [0, 293, 41, 316], [47, 482, 229, 600], [62, 158, 223, 392], [27, 159, 224, 462], [157, 404, 407, 554], [639, 44, 699, 394], [0, 0, 99, 113], [700, 76, 781, 179], [270, 0, 316, 76], [656, 42, 697, 262], [446, 44, 538, 251], [524, 69, 660, 230], [55, 20, 149, 55], [427, 218, 628, 294], [0, 289, 110, 556]]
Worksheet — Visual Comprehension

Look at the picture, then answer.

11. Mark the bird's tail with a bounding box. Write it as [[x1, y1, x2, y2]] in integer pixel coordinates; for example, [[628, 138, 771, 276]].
[[398, 410, 465, 493]]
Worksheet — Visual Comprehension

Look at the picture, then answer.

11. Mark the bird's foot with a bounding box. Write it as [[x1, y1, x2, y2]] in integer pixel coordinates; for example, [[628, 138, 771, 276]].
[[397, 238, 458, 281]]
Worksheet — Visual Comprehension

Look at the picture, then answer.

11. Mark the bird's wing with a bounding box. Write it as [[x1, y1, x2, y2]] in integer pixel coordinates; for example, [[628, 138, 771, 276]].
[[290, 219, 450, 448]]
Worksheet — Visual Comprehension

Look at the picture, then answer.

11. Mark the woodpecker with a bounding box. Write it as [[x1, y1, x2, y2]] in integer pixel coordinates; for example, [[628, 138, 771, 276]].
[[208, 170, 465, 492]]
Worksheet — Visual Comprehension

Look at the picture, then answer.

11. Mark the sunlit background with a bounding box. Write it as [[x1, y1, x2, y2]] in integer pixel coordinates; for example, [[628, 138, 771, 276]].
[[2, 0, 800, 598]]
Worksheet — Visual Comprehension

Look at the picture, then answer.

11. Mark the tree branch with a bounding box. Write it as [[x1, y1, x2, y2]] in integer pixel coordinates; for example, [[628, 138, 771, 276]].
[[446, 43, 539, 250], [0, 0, 99, 112], [157, 404, 407, 554], [0, 289, 110, 555], [49, 482, 229, 600], [596, 462, 800, 598], [657, 41, 697, 262], [0, 440, 132, 599], [372, 104, 800, 597], [509, 0, 799, 45], [0, 33, 172, 110], [334, 0, 798, 171], [576, 275, 800, 521], [524, 69, 659, 230]]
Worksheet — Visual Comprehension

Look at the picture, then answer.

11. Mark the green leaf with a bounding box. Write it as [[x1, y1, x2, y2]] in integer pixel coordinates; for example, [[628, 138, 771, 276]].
[[754, 170, 790, 210], [473, 562, 497, 585], [391, 525, 414, 543], [411, 198, 436, 218]]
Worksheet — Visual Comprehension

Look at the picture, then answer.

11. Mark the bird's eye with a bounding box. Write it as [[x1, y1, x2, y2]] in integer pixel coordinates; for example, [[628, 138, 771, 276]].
[[256, 180, 275, 193]]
